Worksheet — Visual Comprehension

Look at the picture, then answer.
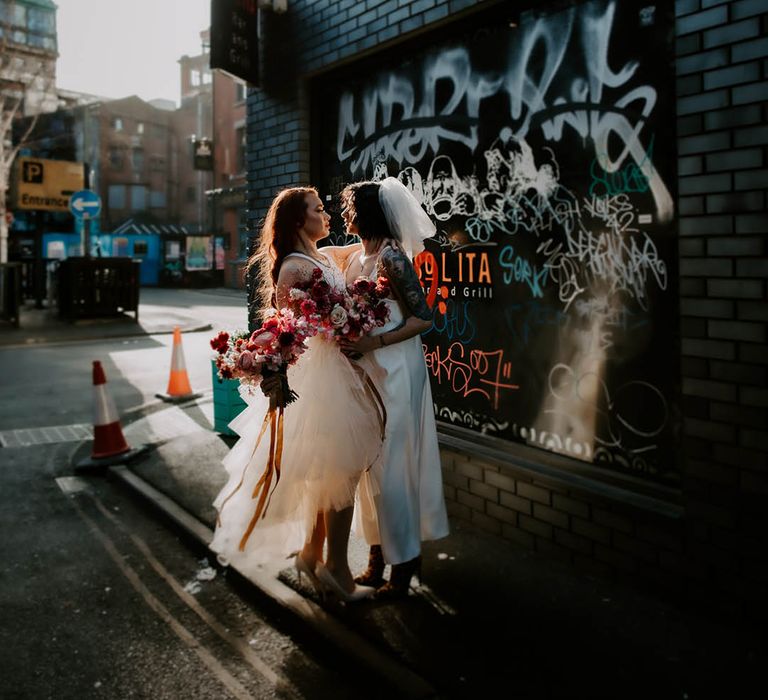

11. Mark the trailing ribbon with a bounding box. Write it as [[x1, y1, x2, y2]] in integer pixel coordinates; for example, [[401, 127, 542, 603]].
[[215, 409, 272, 527], [238, 404, 285, 551], [216, 366, 294, 551]]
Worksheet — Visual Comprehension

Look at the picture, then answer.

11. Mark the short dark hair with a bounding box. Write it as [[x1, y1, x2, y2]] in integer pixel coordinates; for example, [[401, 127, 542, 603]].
[[340, 181, 392, 241]]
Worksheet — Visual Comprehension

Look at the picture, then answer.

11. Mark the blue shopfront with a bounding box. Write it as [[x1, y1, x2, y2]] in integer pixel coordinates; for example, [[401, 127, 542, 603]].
[[43, 231, 161, 286]]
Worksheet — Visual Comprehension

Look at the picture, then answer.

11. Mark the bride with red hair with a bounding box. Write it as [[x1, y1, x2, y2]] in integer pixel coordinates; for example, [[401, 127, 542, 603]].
[[210, 186, 383, 602]]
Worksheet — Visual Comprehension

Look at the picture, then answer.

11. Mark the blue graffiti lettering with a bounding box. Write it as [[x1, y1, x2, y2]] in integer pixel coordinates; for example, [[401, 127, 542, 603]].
[[425, 299, 477, 345], [498, 245, 548, 298]]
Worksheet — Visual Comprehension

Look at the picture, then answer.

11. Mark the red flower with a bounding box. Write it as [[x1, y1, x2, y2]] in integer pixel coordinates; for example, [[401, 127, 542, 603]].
[[353, 278, 372, 294], [375, 277, 390, 296], [210, 331, 230, 354], [312, 267, 323, 280], [300, 299, 317, 315], [310, 280, 331, 299]]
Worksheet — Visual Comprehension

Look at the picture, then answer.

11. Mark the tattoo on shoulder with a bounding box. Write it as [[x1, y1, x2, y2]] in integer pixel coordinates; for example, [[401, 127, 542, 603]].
[[381, 248, 432, 321]]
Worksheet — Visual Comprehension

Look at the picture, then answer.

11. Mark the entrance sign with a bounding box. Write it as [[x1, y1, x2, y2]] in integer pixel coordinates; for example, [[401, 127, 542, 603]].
[[15, 157, 85, 212]]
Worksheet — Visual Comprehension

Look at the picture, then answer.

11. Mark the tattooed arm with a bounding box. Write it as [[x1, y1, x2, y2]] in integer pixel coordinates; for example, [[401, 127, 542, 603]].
[[379, 246, 432, 322]]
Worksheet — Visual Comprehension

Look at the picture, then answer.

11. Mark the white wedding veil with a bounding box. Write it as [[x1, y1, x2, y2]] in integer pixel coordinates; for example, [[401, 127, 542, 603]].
[[378, 177, 436, 259]]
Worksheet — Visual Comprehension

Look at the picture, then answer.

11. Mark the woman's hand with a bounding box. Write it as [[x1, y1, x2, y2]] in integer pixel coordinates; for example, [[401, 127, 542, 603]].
[[339, 334, 381, 356], [260, 374, 281, 396]]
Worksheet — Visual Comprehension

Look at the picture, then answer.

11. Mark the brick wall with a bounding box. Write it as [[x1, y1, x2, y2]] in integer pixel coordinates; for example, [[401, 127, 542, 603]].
[[674, 0, 768, 618], [244, 0, 768, 620], [438, 441, 689, 599], [245, 0, 475, 229]]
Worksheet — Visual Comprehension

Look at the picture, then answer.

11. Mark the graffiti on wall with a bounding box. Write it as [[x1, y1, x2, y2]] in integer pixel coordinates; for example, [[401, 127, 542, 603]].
[[315, 0, 679, 483]]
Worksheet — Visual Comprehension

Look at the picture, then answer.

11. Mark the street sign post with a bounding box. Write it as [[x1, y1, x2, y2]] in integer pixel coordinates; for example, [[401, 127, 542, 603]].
[[69, 190, 102, 257], [69, 189, 101, 220]]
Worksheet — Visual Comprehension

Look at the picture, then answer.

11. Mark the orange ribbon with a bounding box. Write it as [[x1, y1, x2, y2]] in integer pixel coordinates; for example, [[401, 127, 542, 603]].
[[238, 405, 285, 551], [215, 409, 272, 527]]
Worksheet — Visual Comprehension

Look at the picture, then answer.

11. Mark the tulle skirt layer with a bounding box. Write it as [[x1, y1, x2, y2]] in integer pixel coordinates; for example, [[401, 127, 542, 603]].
[[210, 335, 383, 571]]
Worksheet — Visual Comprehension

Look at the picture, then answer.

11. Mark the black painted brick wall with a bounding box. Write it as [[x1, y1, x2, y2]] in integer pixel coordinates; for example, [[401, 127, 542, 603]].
[[243, 0, 768, 620], [674, 0, 768, 618]]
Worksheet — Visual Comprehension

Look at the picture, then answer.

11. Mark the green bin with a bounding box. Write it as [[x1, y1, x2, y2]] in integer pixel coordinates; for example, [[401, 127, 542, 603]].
[[211, 361, 248, 436]]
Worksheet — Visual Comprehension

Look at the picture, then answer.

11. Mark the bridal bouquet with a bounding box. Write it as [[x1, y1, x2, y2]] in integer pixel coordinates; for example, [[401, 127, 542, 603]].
[[210, 307, 315, 406], [288, 268, 391, 345]]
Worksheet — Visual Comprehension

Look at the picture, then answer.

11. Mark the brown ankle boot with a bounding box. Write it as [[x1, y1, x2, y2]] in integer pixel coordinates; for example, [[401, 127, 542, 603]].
[[354, 544, 385, 587], [375, 555, 421, 601]]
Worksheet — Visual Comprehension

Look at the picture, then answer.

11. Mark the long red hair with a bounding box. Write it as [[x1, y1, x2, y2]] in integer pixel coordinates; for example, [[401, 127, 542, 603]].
[[247, 186, 317, 313]]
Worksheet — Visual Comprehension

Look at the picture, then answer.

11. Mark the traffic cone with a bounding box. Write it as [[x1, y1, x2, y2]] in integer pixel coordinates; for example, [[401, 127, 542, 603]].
[[76, 361, 148, 471], [156, 326, 202, 403]]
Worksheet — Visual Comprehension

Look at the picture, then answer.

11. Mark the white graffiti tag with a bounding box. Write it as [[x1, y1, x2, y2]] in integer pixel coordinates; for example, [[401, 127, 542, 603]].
[[336, 0, 673, 222]]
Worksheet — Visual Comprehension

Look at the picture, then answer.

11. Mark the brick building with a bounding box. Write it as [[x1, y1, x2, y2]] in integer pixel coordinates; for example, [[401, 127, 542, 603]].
[[0, 0, 59, 117], [208, 66, 248, 288], [98, 96, 176, 231], [242, 0, 768, 622], [179, 29, 249, 288]]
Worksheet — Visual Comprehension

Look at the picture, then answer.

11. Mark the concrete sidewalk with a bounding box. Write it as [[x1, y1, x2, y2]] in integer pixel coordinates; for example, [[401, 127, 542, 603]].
[[74, 398, 767, 700], [0, 301, 211, 348]]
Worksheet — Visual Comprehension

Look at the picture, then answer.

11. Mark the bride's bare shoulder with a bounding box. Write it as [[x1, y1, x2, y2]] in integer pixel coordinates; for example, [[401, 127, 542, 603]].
[[278, 255, 315, 283]]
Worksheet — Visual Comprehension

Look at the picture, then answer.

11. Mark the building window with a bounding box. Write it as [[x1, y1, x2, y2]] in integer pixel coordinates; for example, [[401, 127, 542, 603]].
[[108, 146, 124, 169], [133, 240, 148, 255], [136, 122, 144, 135], [150, 191, 167, 208], [130, 185, 148, 211], [2, 4, 54, 49], [236, 126, 247, 173], [152, 124, 165, 139], [131, 148, 144, 171], [191, 70, 201, 87], [235, 82, 247, 103], [150, 156, 165, 172], [112, 117, 123, 132], [28, 8, 55, 33], [108, 185, 126, 209]]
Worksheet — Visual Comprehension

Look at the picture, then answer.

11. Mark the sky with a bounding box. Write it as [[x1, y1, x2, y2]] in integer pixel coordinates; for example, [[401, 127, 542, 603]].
[[55, 0, 211, 106]]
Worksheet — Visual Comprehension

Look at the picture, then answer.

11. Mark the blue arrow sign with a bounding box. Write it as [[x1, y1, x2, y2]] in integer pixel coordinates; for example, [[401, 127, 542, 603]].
[[69, 189, 101, 219]]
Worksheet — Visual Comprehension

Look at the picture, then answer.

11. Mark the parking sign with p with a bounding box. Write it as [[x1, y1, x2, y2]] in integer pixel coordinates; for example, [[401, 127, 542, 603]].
[[15, 157, 85, 212], [22, 160, 44, 184]]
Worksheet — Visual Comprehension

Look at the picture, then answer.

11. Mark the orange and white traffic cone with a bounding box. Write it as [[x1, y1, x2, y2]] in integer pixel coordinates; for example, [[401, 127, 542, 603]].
[[156, 326, 202, 403], [76, 361, 148, 471]]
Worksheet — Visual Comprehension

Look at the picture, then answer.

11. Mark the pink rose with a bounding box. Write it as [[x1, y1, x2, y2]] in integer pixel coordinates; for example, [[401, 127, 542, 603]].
[[329, 304, 348, 328], [238, 350, 254, 370]]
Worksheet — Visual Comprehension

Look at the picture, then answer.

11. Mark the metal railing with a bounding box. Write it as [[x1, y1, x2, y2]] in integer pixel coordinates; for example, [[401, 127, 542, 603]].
[[57, 257, 140, 321]]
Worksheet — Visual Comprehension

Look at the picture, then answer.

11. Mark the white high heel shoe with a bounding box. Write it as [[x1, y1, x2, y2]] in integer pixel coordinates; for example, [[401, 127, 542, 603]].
[[295, 554, 324, 598], [315, 563, 375, 602]]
